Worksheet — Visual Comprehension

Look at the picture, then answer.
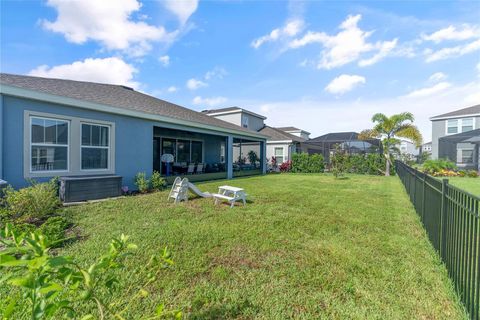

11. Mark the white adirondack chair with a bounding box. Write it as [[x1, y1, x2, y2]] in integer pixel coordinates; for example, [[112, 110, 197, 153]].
[[187, 163, 195, 174], [196, 163, 204, 174]]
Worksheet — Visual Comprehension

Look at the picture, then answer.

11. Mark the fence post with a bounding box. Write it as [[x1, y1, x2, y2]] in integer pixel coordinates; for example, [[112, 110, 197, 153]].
[[421, 175, 426, 223], [440, 178, 449, 260]]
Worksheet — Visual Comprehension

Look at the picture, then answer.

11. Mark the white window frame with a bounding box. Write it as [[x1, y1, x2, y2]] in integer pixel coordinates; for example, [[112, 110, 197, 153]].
[[80, 122, 111, 172], [30, 116, 70, 174], [460, 148, 474, 164], [274, 147, 285, 163], [446, 117, 476, 135]]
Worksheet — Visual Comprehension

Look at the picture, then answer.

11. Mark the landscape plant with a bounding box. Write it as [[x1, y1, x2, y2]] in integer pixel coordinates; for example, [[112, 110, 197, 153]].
[[360, 112, 422, 176], [290, 153, 325, 173], [151, 171, 166, 191], [0, 224, 180, 319], [1, 179, 60, 223], [278, 160, 291, 172], [330, 145, 348, 178], [422, 159, 457, 175], [134, 172, 150, 193], [247, 151, 258, 168]]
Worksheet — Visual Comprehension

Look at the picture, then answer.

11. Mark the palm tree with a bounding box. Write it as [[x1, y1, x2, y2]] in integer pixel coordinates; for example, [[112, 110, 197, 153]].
[[359, 112, 422, 176]]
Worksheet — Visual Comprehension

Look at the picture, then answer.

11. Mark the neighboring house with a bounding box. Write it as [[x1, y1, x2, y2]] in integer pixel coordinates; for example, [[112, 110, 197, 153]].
[[0, 74, 267, 194], [430, 104, 480, 167], [275, 126, 310, 140], [306, 132, 381, 163], [421, 142, 432, 154], [258, 126, 306, 164], [438, 129, 480, 170], [397, 139, 419, 156], [203, 107, 311, 164]]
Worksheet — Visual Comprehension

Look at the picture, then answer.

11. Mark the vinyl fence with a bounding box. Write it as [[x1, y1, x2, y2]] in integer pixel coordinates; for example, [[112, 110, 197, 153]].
[[396, 160, 479, 319]]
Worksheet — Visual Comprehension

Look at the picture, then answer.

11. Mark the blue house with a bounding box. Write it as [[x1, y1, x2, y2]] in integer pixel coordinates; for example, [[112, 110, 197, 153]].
[[0, 73, 267, 196]]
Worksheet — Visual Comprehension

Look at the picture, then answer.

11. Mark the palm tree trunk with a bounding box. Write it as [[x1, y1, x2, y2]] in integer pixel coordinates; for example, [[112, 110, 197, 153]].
[[385, 153, 390, 176]]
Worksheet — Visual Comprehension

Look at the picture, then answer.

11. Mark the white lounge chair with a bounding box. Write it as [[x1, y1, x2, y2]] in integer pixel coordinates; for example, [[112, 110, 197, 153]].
[[196, 163, 204, 174], [187, 163, 195, 174]]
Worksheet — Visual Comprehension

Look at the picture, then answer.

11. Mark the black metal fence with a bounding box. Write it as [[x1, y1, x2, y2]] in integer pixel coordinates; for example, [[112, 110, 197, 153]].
[[396, 160, 479, 319]]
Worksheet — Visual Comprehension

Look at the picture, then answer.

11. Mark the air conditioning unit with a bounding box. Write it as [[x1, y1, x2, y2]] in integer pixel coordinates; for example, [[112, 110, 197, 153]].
[[59, 175, 122, 203]]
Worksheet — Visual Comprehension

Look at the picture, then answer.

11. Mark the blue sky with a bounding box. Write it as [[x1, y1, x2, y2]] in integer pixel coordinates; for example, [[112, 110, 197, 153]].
[[1, 0, 479, 141]]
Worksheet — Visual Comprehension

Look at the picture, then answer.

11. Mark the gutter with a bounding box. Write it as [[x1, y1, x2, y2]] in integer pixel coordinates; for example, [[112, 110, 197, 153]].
[[0, 84, 268, 141]]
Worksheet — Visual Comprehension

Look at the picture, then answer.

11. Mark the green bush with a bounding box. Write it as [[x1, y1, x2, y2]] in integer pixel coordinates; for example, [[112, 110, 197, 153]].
[[291, 153, 325, 173], [330, 146, 348, 178], [151, 171, 166, 191], [423, 159, 456, 174], [329, 151, 390, 176], [1, 179, 60, 222], [39, 215, 71, 247], [134, 172, 150, 193], [467, 170, 479, 178]]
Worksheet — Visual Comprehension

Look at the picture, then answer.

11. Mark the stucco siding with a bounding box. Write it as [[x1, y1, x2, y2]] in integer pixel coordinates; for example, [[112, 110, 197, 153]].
[[242, 113, 264, 132], [3, 96, 264, 189], [432, 116, 480, 159], [209, 113, 242, 128], [0, 94, 3, 179]]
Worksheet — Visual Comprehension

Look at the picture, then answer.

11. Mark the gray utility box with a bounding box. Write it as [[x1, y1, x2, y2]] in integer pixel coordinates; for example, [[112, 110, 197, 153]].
[[59, 175, 122, 203], [0, 179, 7, 196]]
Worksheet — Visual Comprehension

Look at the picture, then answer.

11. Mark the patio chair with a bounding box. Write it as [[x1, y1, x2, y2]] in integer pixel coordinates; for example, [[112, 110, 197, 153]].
[[196, 163, 204, 174], [187, 163, 195, 174]]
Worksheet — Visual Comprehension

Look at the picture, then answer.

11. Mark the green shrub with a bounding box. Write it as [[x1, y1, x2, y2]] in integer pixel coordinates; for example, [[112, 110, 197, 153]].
[[134, 172, 150, 193], [39, 215, 71, 247], [423, 159, 456, 174], [291, 153, 325, 173], [467, 170, 479, 178], [151, 171, 166, 191], [1, 179, 60, 222]]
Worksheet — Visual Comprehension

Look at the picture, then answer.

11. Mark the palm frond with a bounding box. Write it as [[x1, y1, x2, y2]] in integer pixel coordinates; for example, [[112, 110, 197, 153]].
[[395, 124, 423, 146], [371, 113, 388, 123], [358, 129, 380, 140]]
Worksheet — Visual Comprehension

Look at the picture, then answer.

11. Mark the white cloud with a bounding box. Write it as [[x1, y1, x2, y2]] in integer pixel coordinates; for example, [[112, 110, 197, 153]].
[[325, 74, 366, 95], [289, 14, 397, 69], [477, 62, 480, 74], [251, 19, 304, 49], [192, 96, 227, 107], [159, 55, 170, 67], [42, 0, 178, 57], [162, 0, 198, 25], [422, 25, 479, 43], [204, 66, 228, 80], [358, 39, 398, 67], [404, 82, 452, 98], [167, 86, 178, 93], [237, 80, 479, 142], [28, 57, 139, 89], [186, 78, 207, 90], [425, 39, 480, 62], [428, 72, 447, 83]]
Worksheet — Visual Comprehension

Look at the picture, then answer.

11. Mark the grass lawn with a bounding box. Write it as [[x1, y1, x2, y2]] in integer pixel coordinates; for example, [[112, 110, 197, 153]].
[[13, 174, 466, 318], [445, 177, 480, 196]]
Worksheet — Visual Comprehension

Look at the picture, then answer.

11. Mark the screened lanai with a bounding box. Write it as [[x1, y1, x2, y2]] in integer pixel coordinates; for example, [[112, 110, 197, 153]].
[[305, 132, 382, 162], [438, 129, 480, 170]]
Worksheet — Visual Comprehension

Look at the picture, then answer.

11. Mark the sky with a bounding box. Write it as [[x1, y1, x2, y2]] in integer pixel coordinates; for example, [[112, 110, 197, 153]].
[[1, 0, 479, 142]]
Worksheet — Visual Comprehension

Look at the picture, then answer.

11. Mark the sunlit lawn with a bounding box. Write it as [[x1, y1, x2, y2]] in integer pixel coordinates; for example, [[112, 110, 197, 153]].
[[446, 177, 480, 196], [6, 174, 466, 319]]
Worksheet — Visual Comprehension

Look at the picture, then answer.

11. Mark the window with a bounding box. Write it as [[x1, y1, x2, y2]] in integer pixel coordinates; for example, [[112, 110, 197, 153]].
[[274, 147, 284, 163], [462, 118, 474, 132], [447, 119, 458, 134], [176, 140, 190, 163], [81, 123, 110, 170], [461, 149, 474, 164], [220, 142, 225, 163], [447, 118, 475, 134], [30, 117, 69, 172], [242, 116, 249, 128], [191, 141, 203, 163]]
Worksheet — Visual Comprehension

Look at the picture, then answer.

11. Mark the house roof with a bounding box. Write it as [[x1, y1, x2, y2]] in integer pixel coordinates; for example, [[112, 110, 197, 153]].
[[276, 126, 311, 135], [0, 73, 266, 139], [258, 126, 306, 142], [430, 104, 480, 120], [439, 128, 480, 143], [308, 131, 381, 146], [202, 106, 267, 120]]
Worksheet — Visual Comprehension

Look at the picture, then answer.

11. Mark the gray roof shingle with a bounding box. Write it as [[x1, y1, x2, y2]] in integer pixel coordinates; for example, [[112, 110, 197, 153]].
[[258, 126, 306, 142], [431, 104, 480, 120], [0, 73, 265, 137]]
